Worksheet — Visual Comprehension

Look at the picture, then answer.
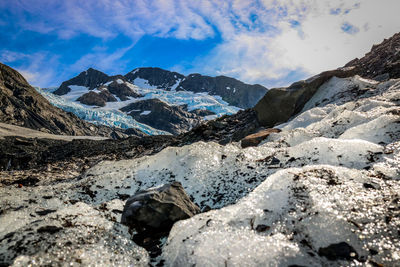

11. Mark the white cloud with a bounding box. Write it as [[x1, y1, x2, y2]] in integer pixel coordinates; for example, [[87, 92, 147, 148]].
[[7, 0, 400, 87], [187, 0, 400, 87]]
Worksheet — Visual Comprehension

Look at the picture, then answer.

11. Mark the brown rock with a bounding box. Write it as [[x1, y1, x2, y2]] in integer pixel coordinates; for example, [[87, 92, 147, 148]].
[[241, 128, 281, 148]]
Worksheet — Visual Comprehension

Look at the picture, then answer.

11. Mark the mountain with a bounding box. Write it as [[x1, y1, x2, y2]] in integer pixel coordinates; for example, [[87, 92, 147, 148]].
[[47, 68, 243, 134], [124, 67, 268, 109], [0, 63, 140, 137]]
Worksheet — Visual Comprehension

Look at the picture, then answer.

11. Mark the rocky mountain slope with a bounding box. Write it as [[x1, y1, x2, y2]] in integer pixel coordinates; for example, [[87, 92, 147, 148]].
[[1, 33, 400, 266], [0, 63, 136, 137], [121, 98, 202, 135]]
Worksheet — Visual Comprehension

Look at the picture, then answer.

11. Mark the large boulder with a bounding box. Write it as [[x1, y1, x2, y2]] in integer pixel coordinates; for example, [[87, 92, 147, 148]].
[[254, 67, 357, 127], [121, 181, 200, 232]]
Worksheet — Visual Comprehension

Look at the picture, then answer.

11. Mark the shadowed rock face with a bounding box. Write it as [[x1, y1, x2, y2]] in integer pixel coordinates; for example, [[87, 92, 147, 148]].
[[125, 67, 185, 90], [121, 98, 201, 135], [344, 32, 400, 80], [121, 181, 200, 232], [54, 68, 109, 95], [254, 68, 357, 127], [177, 74, 267, 109], [0, 63, 128, 137], [77, 90, 117, 107]]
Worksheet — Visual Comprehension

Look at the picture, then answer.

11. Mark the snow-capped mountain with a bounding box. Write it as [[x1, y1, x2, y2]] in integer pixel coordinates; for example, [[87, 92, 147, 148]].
[[45, 68, 247, 134]]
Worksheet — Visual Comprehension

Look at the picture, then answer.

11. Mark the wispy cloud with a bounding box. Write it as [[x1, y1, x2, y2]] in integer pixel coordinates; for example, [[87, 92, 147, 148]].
[[2, 0, 400, 87]]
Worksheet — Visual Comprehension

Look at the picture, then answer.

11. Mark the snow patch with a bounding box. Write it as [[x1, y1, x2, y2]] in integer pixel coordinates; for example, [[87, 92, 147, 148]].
[[64, 85, 90, 101], [140, 110, 151, 116]]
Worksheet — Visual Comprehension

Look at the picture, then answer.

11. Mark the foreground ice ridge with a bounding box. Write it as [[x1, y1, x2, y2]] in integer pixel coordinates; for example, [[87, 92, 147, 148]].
[[0, 75, 399, 266]]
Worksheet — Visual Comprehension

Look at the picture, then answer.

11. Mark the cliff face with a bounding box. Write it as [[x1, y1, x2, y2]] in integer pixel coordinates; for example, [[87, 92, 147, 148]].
[[0, 63, 132, 137]]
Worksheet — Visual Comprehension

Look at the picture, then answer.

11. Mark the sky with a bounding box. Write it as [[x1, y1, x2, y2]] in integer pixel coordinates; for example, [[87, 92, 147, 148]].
[[1, 0, 399, 88]]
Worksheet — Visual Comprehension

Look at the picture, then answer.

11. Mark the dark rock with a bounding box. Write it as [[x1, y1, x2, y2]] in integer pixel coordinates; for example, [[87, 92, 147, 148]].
[[255, 224, 270, 232], [125, 67, 185, 91], [241, 128, 281, 148], [190, 109, 216, 117], [54, 68, 109, 95], [77, 91, 108, 107], [12, 176, 40, 186], [318, 242, 359, 261], [107, 79, 141, 100], [121, 98, 202, 135], [35, 209, 57, 216], [121, 181, 200, 232], [363, 182, 381, 190], [36, 225, 62, 234], [178, 109, 261, 145], [177, 74, 267, 109], [254, 67, 357, 127]]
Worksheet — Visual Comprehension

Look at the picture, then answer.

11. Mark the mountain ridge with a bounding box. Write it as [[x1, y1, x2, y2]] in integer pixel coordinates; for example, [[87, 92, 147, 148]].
[[55, 66, 268, 109]]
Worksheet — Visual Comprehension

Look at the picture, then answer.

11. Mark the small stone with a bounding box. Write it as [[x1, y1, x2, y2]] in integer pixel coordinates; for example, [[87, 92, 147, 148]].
[[255, 224, 270, 232], [318, 242, 359, 261]]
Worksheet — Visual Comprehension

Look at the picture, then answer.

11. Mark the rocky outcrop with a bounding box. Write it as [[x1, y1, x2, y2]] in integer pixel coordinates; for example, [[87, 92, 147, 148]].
[[179, 108, 261, 145], [77, 89, 117, 107], [106, 79, 141, 100], [54, 68, 109, 95], [0, 63, 129, 137], [241, 128, 281, 148], [121, 99, 202, 135], [177, 74, 267, 109], [344, 32, 400, 80], [125, 67, 185, 90], [121, 182, 200, 232], [254, 67, 357, 127]]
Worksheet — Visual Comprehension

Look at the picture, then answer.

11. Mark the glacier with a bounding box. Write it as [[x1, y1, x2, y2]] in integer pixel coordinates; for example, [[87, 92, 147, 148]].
[[37, 80, 241, 134], [35, 87, 169, 135], [1, 75, 399, 266]]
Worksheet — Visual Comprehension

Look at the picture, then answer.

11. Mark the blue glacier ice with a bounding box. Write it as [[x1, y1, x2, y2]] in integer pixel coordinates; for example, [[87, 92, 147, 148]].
[[36, 88, 170, 136], [36, 81, 241, 135]]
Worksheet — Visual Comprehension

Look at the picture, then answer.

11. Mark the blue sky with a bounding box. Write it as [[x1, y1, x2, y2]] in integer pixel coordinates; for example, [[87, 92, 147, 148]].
[[1, 0, 399, 88]]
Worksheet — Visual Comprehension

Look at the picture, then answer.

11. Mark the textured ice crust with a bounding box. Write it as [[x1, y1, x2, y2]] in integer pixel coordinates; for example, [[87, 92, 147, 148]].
[[160, 76, 400, 266], [1, 76, 399, 265]]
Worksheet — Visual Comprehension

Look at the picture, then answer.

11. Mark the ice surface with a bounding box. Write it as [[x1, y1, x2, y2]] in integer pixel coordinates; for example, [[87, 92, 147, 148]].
[[37, 80, 240, 134], [140, 110, 151, 115], [133, 78, 158, 89], [35, 88, 169, 135], [63, 85, 90, 101]]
